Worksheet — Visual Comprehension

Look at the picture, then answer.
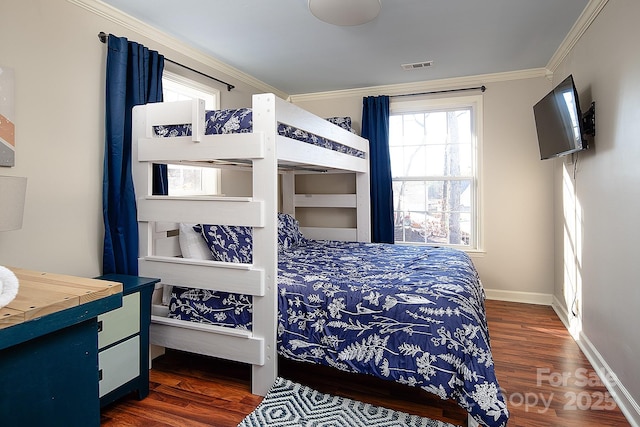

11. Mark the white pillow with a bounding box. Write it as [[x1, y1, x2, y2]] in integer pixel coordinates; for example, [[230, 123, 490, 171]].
[[178, 223, 214, 260]]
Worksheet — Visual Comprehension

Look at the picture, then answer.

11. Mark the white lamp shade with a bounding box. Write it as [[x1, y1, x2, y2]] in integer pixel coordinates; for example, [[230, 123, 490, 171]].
[[309, 0, 381, 26], [0, 176, 27, 231]]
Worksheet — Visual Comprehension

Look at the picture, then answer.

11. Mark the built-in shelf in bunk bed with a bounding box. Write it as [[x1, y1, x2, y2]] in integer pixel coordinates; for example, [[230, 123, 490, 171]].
[[131, 94, 508, 427]]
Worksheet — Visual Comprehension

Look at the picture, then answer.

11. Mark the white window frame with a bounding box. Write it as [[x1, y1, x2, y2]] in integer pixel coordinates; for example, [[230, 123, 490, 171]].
[[162, 71, 222, 196], [163, 71, 220, 110], [389, 94, 483, 251]]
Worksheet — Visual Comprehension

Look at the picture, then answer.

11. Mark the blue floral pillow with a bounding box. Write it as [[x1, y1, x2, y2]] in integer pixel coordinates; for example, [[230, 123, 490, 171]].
[[277, 213, 305, 249], [194, 213, 304, 263], [194, 224, 253, 263], [325, 116, 353, 132]]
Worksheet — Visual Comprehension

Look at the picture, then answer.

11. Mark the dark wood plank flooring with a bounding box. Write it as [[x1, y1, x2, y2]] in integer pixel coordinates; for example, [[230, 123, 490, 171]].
[[100, 300, 631, 426]]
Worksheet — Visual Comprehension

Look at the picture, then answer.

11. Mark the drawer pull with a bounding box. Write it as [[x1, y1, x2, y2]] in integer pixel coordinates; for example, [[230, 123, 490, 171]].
[[97, 320, 103, 333], [98, 369, 103, 381]]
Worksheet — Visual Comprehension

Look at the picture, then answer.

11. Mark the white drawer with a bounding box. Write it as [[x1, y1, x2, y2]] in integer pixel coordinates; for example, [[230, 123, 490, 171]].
[[99, 335, 140, 397], [98, 292, 140, 349]]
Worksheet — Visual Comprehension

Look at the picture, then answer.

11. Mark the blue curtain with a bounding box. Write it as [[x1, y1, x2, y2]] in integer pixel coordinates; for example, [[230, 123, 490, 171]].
[[102, 34, 164, 275], [362, 96, 394, 243]]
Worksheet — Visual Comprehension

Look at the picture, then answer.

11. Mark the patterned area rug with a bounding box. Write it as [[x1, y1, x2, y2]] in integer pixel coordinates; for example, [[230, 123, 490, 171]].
[[238, 377, 460, 427]]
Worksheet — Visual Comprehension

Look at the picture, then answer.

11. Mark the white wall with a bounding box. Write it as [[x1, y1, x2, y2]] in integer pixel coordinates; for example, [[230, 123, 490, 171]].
[[292, 76, 556, 298], [551, 0, 640, 422], [0, 0, 267, 276]]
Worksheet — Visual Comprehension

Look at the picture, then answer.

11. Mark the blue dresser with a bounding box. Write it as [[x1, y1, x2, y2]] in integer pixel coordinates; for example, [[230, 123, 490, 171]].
[[0, 268, 123, 427]]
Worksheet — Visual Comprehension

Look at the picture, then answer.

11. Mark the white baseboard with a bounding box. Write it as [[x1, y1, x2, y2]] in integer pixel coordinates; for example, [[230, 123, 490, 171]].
[[484, 288, 553, 305], [552, 296, 640, 427]]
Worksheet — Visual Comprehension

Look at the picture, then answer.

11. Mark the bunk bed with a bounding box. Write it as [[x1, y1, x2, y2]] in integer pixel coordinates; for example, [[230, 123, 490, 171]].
[[131, 94, 508, 427]]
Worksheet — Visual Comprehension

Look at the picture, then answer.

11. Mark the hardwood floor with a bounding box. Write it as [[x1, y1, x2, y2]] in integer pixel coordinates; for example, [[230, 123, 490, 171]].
[[100, 300, 631, 426]]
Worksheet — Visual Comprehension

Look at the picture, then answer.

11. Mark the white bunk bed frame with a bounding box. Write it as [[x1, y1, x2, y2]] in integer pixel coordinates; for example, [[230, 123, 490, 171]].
[[131, 93, 371, 396]]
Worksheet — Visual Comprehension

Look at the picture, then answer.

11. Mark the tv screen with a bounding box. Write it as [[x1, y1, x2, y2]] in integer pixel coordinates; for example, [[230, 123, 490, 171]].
[[533, 75, 587, 160]]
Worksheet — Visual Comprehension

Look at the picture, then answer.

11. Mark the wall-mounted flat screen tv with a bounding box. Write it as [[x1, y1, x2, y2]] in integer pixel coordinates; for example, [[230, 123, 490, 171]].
[[533, 75, 590, 160]]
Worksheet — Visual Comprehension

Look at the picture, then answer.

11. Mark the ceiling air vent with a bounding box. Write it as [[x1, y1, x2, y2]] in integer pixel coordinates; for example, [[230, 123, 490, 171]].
[[401, 61, 434, 70]]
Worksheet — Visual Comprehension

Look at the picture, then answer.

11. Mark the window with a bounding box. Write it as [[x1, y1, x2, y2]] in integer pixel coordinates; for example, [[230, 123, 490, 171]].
[[162, 72, 221, 196], [167, 163, 219, 196], [389, 95, 482, 249], [163, 72, 218, 109]]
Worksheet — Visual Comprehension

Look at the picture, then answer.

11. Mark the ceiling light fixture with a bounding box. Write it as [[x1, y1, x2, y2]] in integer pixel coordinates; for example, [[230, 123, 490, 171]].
[[308, 0, 381, 26]]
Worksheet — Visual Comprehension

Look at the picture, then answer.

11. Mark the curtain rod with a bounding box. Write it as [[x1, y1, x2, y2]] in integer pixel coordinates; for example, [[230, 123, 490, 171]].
[[393, 85, 486, 98], [98, 32, 235, 91]]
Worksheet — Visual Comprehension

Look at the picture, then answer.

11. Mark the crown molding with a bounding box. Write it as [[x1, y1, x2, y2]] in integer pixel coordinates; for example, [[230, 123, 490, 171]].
[[289, 68, 549, 103], [546, 0, 609, 73], [69, 0, 598, 103], [67, 0, 288, 99]]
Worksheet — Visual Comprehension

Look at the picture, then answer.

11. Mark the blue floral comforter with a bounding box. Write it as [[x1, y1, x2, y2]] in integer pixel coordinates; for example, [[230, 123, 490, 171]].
[[169, 240, 509, 427], [153, 108, 365, 159]]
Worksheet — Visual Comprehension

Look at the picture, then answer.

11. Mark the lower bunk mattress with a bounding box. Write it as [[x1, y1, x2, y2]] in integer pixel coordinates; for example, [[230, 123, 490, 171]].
[[168, 240, 509, 427]]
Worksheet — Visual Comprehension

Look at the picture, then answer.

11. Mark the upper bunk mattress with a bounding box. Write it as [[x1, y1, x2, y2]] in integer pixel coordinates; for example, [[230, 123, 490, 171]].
[[168, 240, 509, 427], [153, 108, 365, 159]]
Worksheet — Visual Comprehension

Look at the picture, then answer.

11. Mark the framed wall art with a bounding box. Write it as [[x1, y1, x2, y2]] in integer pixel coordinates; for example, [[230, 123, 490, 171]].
[[0, 65, 15, 167]]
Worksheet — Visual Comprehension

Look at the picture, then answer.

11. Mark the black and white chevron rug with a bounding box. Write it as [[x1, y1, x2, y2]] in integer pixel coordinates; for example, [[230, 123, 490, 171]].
[[238, 377, 460, 427]]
